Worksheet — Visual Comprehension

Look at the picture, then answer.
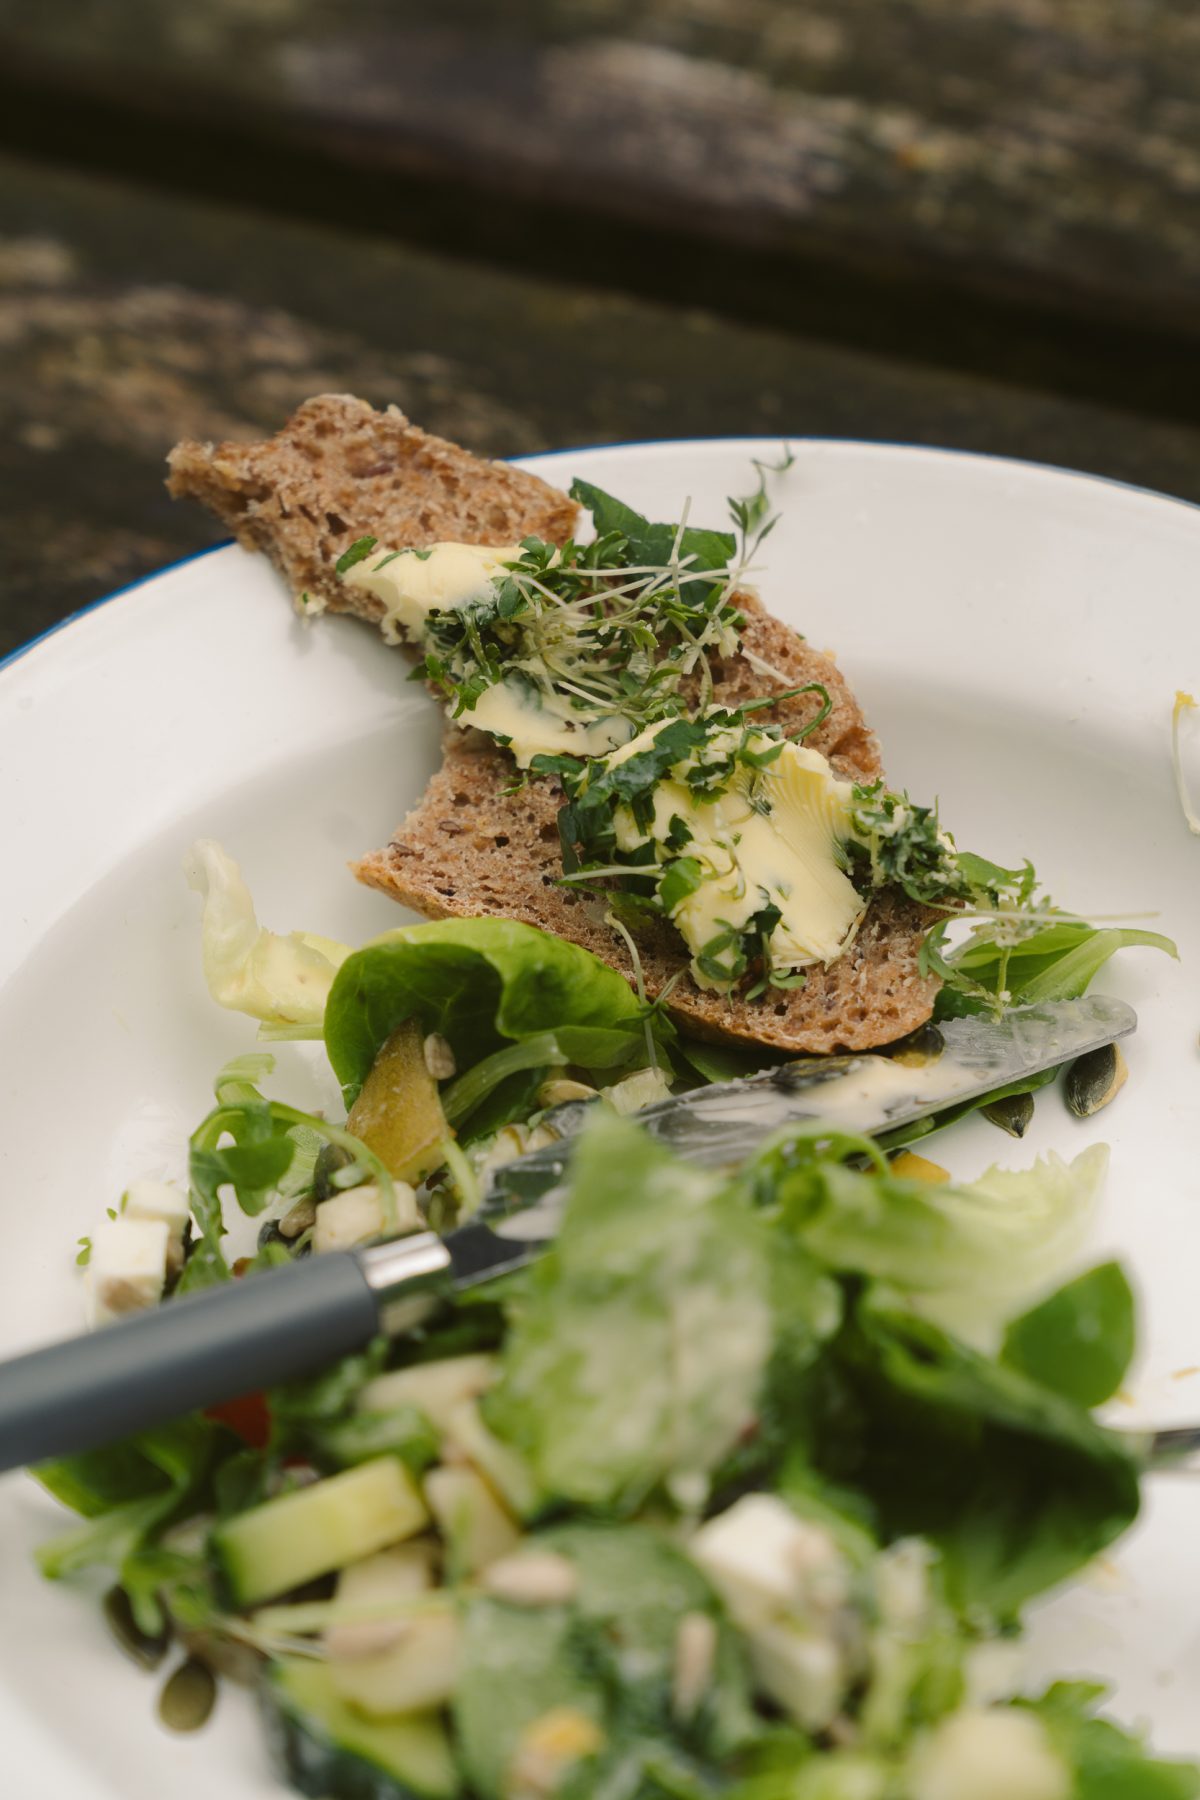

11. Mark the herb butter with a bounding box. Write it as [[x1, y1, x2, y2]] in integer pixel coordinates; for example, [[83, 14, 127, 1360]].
[[344, 542, 522, 644], [460, 680, 631, 766], [343, 543, 631, 765], [601, 719, 866, 989]]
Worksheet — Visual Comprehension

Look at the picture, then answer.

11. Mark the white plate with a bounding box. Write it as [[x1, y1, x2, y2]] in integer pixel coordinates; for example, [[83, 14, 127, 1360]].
[[1, 440, 1199, 1797]]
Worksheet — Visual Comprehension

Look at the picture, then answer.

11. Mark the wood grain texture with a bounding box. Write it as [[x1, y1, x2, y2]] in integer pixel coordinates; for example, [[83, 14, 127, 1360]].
[[5, 154, 1200, 659], [3, 0, 1200, 347]]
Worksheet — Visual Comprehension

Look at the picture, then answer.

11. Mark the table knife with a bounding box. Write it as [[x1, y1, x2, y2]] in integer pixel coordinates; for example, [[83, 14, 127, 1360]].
[[0, 994, 1135, 1473]]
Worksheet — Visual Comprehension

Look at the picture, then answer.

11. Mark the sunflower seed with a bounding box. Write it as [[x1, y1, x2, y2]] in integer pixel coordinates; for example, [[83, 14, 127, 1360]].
[[672, 1612, 718, 1719], [480, 1551, 578, 1606], [535, 1079, 597, 1109], [423, 1033, 458, 1080], [103, 1585, 169, 1670]]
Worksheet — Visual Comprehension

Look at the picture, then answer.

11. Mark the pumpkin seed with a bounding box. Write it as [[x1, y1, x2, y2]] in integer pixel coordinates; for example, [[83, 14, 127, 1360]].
[[313, 1141, 354, 1201], [103, 1585, 169, 1671], [1065, 1042, 1128, 1119], [158, 1656, 217, 1732], [279, 1194, 317, 1239], [982, 1091, 1035, 1138]]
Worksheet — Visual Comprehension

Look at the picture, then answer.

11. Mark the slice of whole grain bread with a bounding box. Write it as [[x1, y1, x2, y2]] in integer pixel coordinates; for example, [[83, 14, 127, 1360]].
[[169, 396, 938, 1053], [354, 621, 937, 1057], [167, 395, 580, 611]]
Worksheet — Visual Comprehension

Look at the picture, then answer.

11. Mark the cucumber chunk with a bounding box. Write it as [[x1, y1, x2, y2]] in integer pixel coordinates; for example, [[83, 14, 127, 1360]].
[[424, 1466, 521, 1581], [358, 1354, 498, 1435], [327, 1544, 436, 1660], [329, 1610, 461, 1718], [442, 1399, 541, 1520], [264, 1658, 458, 1800], [213, 1458, 427, 1607]]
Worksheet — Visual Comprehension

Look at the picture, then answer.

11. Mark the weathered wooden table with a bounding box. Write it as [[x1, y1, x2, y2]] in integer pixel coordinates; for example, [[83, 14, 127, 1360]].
[[2, 1, 1198, 658]]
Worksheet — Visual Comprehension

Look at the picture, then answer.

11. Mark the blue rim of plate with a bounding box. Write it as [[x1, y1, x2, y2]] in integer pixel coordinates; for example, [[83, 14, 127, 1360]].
[[3, 436, 1197, 680]]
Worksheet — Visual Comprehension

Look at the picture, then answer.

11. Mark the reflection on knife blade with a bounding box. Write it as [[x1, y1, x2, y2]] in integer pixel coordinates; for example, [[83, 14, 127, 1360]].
[[481, 995, 1137, 1243]]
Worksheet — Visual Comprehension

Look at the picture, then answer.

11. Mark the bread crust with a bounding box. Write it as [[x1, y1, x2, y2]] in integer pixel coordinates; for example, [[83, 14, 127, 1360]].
[[169, 396, 938, 1051], [167, 394, 580, 612]]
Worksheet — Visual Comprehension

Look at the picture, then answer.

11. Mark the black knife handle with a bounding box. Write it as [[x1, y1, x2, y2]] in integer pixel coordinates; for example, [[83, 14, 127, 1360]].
[[0, 1252, 378, 1474]]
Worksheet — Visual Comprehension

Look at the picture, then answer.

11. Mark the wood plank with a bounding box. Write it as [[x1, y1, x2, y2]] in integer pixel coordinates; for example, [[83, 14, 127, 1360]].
[[5, 153, 1200, 659], [3, 1, 1200, 362]]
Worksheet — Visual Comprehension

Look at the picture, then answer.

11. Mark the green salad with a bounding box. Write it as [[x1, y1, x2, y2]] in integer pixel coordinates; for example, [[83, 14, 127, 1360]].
[[39, 895, 1196, 1800]]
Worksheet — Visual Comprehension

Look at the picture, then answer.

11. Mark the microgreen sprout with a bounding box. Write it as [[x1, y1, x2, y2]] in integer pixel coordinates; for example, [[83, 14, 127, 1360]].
[[399, 463, 801, 742], [604, 908, 661, 1073]]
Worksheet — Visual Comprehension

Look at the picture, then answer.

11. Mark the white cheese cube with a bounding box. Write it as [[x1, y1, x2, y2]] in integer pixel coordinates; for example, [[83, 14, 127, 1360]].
[[907, 1709, 1069, 1800], [314, 1184, 388, 1255], [748, 1620, 845, 1732], [86, 1216, 170, 1326], [122, 1180, 190, 1268], [688, 1494, 847, 1628], [358, 1353, 498, 1432]]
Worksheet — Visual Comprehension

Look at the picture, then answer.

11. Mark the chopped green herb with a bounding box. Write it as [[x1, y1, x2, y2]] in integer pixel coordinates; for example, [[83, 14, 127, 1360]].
[[333, 536, 378, 576]]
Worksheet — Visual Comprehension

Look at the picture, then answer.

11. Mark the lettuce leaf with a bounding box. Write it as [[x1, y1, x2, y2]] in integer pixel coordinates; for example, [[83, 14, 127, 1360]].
[[485, 1112, 839, 1508], [568, 478, 736, 575], [1022, 1682, 1200, 1799], [184, 840, 349, 1030], [485, 1118, 1137, 1608], [764, 1135, 1108, 1350], [324, 917, 661, 1108], [933, 921, 1177, 1019], [1002, 1262, 1135, 1408], [812, 1295, 1140, 1617]]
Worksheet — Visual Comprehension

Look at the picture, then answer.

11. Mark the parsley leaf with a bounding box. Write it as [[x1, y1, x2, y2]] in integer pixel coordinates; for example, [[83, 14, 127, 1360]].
[[333, 535, 378, 576], [569, 478, 735, 573]]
